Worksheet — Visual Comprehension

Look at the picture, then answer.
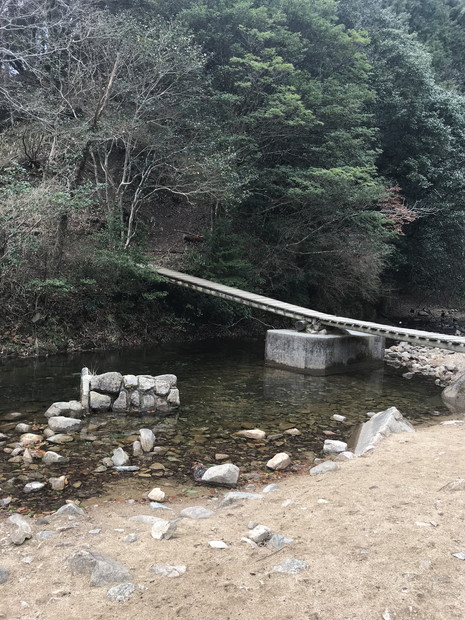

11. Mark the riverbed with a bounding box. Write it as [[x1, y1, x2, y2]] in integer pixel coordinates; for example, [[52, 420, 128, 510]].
[[0, 338, 450, 511]]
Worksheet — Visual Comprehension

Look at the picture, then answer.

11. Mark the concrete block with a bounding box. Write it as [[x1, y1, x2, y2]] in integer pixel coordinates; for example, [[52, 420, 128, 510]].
[[265, 330, 384, 375]]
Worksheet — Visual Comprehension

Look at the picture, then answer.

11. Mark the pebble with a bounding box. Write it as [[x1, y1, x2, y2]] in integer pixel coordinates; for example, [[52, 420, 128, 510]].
[[15, 423, 31, 434], [8, 514, 32, 545], [113, 466, 140, 472], [147, 488, 165, 502], [266, 452, 291, 470], [52, 503, 85, 517], [268, 534, 294, 550], [283, 428, 301, 436], [130, 515, 162, 524], [179, 506, 215, 520], [150, 502, 173, 511], [452, 552, 465, 560], [24, 481, 45, 493], [272, 558, 309, 574], [43, 451, 67, 465], [150, 565, 186, 578], [36, 530, 56, 540], [323, 440, 347, 454], [309, 461, 340, 476], [241, 536, 258, 548], [236, 429, 266, 440], [219, 492, 263, 507], [332, 414, 346, 422], [0, 568, 9, 584], [209, 540, 228, 549], [201, 463, 240, 486], [133, 441, 144, 457], [20, 433, 43, 447], [123, 533, 138, 543], [68, 550, 132, 587], [21, 556, 33, 564], [107, 583, 135, 602], [46, 434, 74, 444], [49, 476, 67, 491], [247, 525, 272, 543], [215, 453, 230, 461], [111, 448, 130, 467], [88, 529, 101, 535], [139, 429, 156, 453], [0, 497, 11, 508], [262, 484, 279, 493]]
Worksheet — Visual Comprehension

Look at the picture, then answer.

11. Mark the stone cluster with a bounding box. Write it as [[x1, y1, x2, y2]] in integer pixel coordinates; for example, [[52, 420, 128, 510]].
[[81, 368, 180, 414], [384, 342, 460, 387]]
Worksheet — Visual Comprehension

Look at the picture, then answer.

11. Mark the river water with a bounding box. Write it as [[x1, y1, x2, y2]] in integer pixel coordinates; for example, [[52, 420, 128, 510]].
[[0, 338, 448, 510]]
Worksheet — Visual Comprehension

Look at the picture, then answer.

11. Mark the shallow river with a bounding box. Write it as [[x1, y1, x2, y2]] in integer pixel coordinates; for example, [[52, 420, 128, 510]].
[[0, 338, 448, 510]]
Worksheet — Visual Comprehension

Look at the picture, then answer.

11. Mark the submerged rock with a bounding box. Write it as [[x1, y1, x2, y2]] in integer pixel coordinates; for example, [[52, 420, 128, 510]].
[[201, 464, 240, 486]]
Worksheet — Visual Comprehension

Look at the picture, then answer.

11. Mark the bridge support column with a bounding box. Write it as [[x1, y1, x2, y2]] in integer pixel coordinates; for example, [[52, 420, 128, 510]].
[[265, 329, 385, 375]]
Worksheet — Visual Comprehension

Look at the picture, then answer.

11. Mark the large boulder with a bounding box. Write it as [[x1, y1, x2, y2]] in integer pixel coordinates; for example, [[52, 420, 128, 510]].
[[442, 374, 465, 413], [90, 372, 123, 394], [45, 401, 84, 419], [354, 407, 414, 456], [47, 416, 83, 434]]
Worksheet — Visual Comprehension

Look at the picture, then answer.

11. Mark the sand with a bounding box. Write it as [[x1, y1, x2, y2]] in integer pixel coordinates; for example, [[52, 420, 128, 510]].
[[1, 420, 465, 620]]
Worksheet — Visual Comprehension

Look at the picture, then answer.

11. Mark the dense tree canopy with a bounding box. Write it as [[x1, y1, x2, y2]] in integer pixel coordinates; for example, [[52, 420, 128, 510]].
[[1, 0, 465, 350]]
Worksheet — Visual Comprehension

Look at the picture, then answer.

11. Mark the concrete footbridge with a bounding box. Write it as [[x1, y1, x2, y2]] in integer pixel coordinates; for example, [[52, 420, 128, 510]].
[[153, 266, 465, 375]]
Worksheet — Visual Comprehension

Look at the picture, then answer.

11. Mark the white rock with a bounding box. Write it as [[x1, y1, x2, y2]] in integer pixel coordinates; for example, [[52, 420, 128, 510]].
[[147, 488, 165, 502], [201, 464, 240, 486], [139, 428, 156, 452], [111, 448, 130, 467], [42, 451, 67, 465], [335, 451, 355, 461], [8, 514, 32, 545], [236, 429, 266, 440], [354, 407, 414, 456], [45, 401, 84, 419], [20, 433, 43, 447], [49, 476, 66, 491], [15, 423, 31, 434], [150, 564, 186, 577], [247, 525, 272, 543], [133, 441, 143, 457], [266, 452, 291, 470], [283, 428, 301, 436], [123, 375, 138, 389], [150, 518, 177, 540], [179, 506, 215, 519], [167, 388, 180, 407], [138, 375, 156, 391], [332, 414, 346, 422], [323, 440, 348, 454], [24, 481, 45, 493], [209, 541, 228, 549], [47, 417, 83, 434]]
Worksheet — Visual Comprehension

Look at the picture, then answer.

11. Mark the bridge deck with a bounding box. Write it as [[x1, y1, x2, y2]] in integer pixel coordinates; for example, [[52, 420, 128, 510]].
[[152, 266, 465, 353]]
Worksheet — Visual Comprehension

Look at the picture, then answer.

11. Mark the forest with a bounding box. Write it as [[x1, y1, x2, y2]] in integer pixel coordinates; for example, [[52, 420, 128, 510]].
[[1, 0, 465, 353]]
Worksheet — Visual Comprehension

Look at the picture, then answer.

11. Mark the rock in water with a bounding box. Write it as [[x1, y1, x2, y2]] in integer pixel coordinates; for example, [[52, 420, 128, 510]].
[[139, 428, 156, 452], [47, 417, 83, 433], [111, 447, 130, 467], [201, 464, 240, 486], [68, 550, 132, 587], [236, 429, 266, 440], [266, 452, 291, 470]]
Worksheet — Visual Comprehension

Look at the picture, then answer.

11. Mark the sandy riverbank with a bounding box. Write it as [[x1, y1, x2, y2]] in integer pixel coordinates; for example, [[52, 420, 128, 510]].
[[2, 420, 465, 620]]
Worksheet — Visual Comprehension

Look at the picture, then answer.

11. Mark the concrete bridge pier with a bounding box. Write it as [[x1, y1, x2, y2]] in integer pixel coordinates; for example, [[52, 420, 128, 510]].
[[265, 329, 385, 375]]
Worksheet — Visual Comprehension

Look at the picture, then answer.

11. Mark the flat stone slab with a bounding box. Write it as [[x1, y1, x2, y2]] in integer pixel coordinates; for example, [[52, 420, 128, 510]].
[[354, 407, 414, 456]]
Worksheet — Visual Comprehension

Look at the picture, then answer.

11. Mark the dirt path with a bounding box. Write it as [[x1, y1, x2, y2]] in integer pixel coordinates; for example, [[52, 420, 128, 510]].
[[2, 420, 465, 620]]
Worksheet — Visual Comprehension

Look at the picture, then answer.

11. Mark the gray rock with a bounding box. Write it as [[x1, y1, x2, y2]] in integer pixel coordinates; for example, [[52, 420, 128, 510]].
[[335, 451, 355, 461], [323, 440, 348, 454], [309, 461, 340, 476], [442, 374, 465, 413], [46, 434, 74, 444], [0, 497, 11, 508], [273, 558, 309, 574], [45, 401, 84, 419], [354, 407, 414, 456], [89, 392, 112, 412], [15, 423, 31, 434], [24, 481, 45, 493], [150, 564, 186, 577], [133, 440, 143, 457], [112, 391, 128, 413], [112, 447, 130, 467], [219, 492, 263, 507], [151, 518, 177, 540], [8, 514, 32, 545], [42, 451, 67, 465], [107, 582, 135, 602], [138, 375, 156, 391], [130, 515, 163, 525], [0, 568, 8, 584], [248, 524, 272, 543], [140, 428, 156, 452], [440, 478, 465, 492], [122, 533, 138, 543], [154, 378, 171, 397], [88, 528, 101, 535], [129, 390, 140, 408], [36, 530, 56, 540], [68, 550, 132, 587], [53, 503, 85, 517], [90, 372, 123, 394], [267, 534, 294, 550], [236, 429, 266, 440], [452, 552, 465, 560], [123, 375, 138, 389], [48, 476, 66, 491], [179, 506, 215, 520], [155, 374, 177, 387], [201, 463, 240, 486], [47, 416, 83, 434], [1, 411, 26, 421], [140, 393, 155, 411], [332, 414, 346, 422], [262, 484, 280, 493], [167, 388, 180, 407]]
